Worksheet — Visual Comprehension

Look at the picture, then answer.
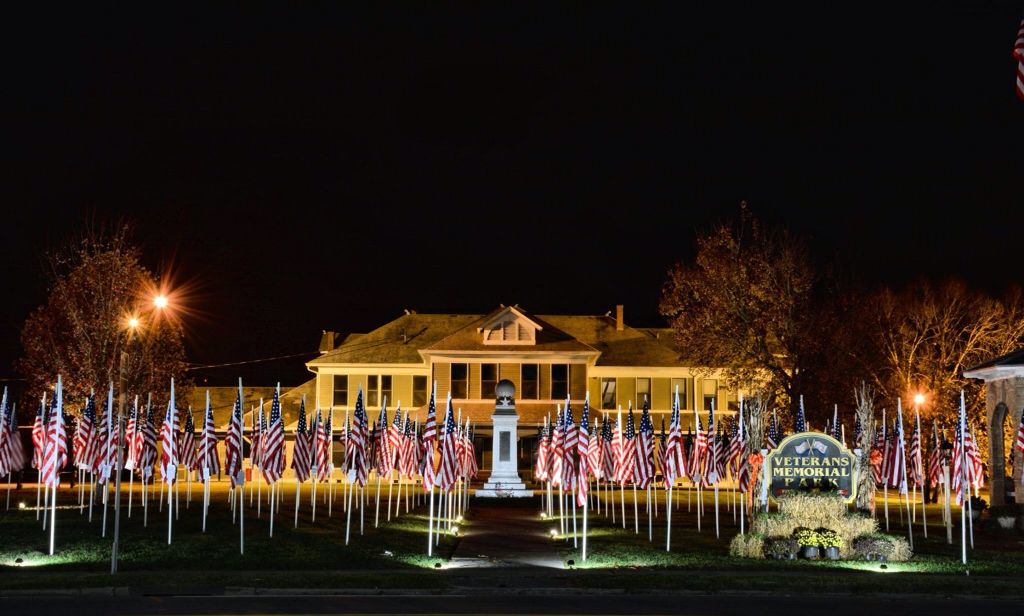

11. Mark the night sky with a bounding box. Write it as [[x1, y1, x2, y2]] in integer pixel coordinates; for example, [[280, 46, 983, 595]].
[[3, 4, 1023, 386]]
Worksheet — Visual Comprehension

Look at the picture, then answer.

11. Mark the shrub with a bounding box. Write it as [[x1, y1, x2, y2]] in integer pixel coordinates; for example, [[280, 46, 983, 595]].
[[729, 533, 766, 559], [764, 537, 798, 559], [793, 528, 820, 547], [816, 528, 843, 549], [851, 533, 912, 562], [969, 496, 988, 512]]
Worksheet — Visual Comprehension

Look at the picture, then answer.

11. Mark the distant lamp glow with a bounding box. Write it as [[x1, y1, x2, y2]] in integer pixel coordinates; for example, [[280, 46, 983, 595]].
[[549, 528, 558, 538], [913, 393, 925, 406], [153, 295, 169, 309], [18, 502, 25, 510], [127, 317, 140, 329]]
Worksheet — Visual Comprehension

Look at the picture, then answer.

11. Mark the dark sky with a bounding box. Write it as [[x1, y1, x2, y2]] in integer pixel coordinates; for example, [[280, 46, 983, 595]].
[[3, 3, 1023, 385]]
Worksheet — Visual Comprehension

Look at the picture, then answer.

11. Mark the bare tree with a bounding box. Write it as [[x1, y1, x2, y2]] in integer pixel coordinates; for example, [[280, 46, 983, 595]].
[[18, 224, 189, 408], [853, 383, 876, 514]]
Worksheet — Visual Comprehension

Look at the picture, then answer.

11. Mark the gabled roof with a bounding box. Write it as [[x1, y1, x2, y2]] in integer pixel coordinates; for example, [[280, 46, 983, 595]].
[[422, 306, 598, 354], [308, 313, 479, 365], [539, 316, 686, 366]]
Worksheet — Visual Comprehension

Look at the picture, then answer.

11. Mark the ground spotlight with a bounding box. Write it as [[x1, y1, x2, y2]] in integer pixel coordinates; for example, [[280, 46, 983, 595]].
[[566, 559, 576, 569], [433, 562, 443, 569], [451, 525, 460, 536], [549, 528, 558, 538], [18, 502, 25, 510]]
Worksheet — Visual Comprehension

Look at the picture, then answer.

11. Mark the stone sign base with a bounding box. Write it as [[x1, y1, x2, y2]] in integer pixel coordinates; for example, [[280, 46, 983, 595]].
[[477, 409, 533, 497], [476, 479, 534, 498]]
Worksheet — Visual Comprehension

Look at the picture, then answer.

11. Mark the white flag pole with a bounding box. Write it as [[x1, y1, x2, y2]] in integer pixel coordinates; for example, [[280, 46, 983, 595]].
[[102, 382, 113, 537], [167, 378, 176, 546], [959, 390, 967, 565], [48, 375, 63, 556]]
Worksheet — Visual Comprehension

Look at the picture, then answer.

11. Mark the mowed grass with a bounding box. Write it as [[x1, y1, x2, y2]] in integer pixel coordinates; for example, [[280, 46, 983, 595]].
[[0, 479, 459, 588], [541, 486, 1024, 595]]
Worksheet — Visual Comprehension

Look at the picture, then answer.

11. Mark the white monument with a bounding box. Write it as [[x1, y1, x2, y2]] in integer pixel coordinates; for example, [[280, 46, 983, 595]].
[[477, 379, 533, 497]]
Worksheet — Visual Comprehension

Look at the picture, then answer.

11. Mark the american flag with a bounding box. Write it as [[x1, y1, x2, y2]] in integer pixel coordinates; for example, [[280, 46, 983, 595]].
[[224, 387, 245, 487], [261, 385, 285, 484], [795, 395, 807, 433], [258, 403, 268, 470], [139, 395, 158, 484], [1016, 408, 1024, 485], [601, 417, 615, 480], [309, 409, 320, 475], [463, 420, 478, 480], [124, 397, 140, 471], [389, 403, 404, 469], [74, 392, 95, 470], [347, 387, 368, 487], [888, 405, 907, 494], [179, 409, 198, 473], [882, 419, 895, 487], [908, 411, 923, 488], [618, 404, 637, 485], [0, 391, 15, 476], [550, 407, 564, 488], [656, 417, 666, 479], [375, 400, 392, 477], [953, 394, 966, 506], [437, 393, 458, 492], [250, 403, 262, 471], [561, 401, 576, 488], [576, 399, 590, 507], [200, 392, 220, 480], [316, 409, 334, 482], [831, 406, 841, 441], [31, 395, 47, 470], [634, 397, 654, 490], [927, 421, 942, 489], [726, 415, 743, 477], [291, 396, 312, 483], [96, 387, 119, 485], [421, 383, 438, 491], [663, 387, 684, 486], [736, 404, 751, 494], [586, 408, 602, 481], [766, 412, 778, 450], [1014, 17, 1023, 101], [40, 378, 68, 488], [702, 403, 720, 486], [7, 402, 26, 475], [715, 424, 728, 480], [160, 384, 179, 486], [398, 414, 413, 478], [692, 408, 706, 485], [535, 418, 549, 482], [873, 417, 886, 485], [964, 422, 983, 490]]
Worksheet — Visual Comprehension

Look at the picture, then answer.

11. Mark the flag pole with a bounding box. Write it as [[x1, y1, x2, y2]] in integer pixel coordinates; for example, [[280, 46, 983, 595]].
[[917, 410, 928, 539], [647, 485, 652, 542], [269, 480, 275, 537], [959, 390, 967, 565], [666, 485, 673, 551], [48, 375, 63, 556]]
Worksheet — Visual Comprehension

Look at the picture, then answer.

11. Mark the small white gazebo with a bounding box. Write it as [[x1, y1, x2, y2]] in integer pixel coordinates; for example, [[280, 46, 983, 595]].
[[963, 349, 1024, 506]]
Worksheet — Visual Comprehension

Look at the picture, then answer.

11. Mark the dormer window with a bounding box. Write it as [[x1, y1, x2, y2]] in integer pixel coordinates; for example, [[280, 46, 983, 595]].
[[479, 307, 541, 345]]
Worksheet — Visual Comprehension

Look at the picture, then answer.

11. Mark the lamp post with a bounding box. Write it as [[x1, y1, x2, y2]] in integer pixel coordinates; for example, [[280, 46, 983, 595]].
[[111, 297, 168, 575]]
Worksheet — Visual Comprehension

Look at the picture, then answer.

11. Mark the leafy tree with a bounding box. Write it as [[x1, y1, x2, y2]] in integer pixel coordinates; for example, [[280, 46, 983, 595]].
[[659, 207, 830, 418], [18, 225, 188, 408]]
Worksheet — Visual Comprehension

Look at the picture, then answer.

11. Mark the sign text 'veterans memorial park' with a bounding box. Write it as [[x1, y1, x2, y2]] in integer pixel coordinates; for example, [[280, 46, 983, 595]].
[[767, 432, 857, 503]]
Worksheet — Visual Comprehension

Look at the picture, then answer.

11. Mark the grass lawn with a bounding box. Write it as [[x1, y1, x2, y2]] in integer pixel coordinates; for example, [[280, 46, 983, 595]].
[[3, 480, 1024, 596]]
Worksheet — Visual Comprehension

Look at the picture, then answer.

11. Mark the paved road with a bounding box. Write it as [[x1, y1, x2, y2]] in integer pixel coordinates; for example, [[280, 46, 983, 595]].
[[1, 591, 1014, 615]]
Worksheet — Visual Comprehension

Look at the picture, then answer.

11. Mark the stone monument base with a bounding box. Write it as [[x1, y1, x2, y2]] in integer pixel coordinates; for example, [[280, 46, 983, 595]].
[[475, 478, 534, 498]]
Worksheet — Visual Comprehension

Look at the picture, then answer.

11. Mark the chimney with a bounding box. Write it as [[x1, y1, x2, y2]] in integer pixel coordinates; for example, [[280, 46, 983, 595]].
[[319, 330, 337, 354], [615, 305, 624, 331]]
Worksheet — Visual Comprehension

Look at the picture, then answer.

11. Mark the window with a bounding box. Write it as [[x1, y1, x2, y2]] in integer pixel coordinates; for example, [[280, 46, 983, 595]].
[[551, 364, 569, 400], [451, 363, 468, 399], [521, 364, 539, 399], [703, 379, 717, 412], [601, 378, 616, 410], [367, 375, 379, 407], [333, 375, 349, 408], [481, 364, 498, 399], [636, 378, 651, 409], [727, 389, 739, 412], [670, 378, 689, 409], [380, 375, 392, 407], [413, 375, 427, 407]]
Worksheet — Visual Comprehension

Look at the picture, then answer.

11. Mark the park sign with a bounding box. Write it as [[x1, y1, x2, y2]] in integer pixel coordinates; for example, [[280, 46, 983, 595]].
[[767, 431, 857, 503]]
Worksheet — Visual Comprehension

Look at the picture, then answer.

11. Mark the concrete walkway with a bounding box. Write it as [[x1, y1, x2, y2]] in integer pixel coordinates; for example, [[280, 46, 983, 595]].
[[451, 502, 564, 568]]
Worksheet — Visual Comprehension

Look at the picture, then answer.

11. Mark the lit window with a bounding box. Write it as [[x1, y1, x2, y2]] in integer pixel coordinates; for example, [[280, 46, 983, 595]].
[[670, 378, 690, 409], [368, 375, 379, 407], [381, 375, 392, 407], [703, 379, 717, 412]]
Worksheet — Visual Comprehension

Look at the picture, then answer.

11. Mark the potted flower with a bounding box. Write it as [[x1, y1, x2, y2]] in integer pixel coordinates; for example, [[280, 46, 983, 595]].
[[817, 528, 843, 560], [793, 528, 820, 559], [969, 496, 988, 521], [988, 504, 1019, 530], [765, 537, 798, 560]]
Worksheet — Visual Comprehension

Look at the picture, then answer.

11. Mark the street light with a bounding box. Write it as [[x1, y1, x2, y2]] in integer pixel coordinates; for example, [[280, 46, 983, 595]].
[[112, 294, 170, 574], [914, 393, 925, 407]]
